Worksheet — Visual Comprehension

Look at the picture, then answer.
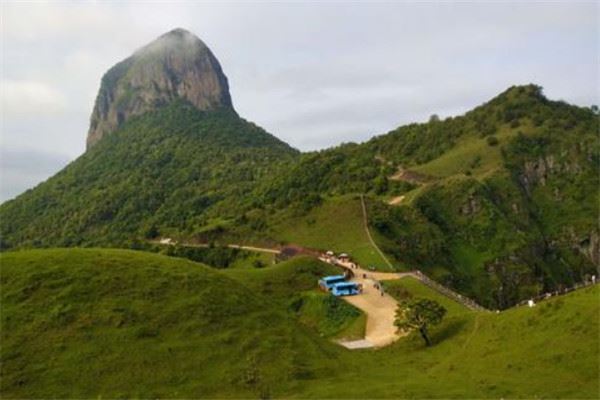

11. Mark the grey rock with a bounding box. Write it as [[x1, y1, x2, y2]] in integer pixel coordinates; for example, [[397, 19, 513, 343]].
[[86, 28, 234, 149]]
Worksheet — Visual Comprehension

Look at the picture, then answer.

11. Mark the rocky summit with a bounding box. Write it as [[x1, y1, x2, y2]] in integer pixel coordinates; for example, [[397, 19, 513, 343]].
[[86, 28, 234, 149]]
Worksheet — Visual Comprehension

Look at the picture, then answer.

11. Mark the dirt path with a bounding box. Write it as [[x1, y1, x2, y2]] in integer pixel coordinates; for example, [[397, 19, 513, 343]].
[[226, 244, 280, 254], [153, 240, 281, 254], [359, 194, 395, 271], [343, 268, 405, 347], [326, 258, 408, 348], [389, 165, 431, 184]]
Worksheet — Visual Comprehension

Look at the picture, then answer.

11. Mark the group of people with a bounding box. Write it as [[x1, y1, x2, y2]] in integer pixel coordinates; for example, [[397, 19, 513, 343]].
[[324, 252, 388, 297]]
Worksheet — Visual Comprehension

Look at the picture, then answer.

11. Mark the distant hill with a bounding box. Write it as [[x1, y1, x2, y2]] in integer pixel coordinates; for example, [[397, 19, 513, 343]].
[[1, 248, 598, 398]]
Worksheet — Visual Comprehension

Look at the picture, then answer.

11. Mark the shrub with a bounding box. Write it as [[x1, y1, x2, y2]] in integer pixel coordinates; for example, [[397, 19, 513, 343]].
[[487, 136, 499, 146]]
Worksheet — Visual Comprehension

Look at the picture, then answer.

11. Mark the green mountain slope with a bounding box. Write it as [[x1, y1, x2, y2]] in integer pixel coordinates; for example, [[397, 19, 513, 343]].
[[1, 85, 596, 309], [268, 195, 390, 268], [365, 86, 599, 308], [255, 85, 597, 308], [0, 102, 297, 248], [1, 249, 598, 398]]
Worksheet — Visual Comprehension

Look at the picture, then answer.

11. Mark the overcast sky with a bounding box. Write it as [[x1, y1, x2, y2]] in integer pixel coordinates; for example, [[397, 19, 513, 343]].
[[1, 1, 598, 202]]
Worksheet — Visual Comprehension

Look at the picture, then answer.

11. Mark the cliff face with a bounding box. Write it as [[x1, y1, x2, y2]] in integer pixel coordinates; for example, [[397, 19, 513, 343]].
[[86, 28, 234, 149]]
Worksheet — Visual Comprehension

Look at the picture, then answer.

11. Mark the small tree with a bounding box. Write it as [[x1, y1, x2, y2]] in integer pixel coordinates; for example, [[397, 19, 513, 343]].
[[395, 298, 446, 346]]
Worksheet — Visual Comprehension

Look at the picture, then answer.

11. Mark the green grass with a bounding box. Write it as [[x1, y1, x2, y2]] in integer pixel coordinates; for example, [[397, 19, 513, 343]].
[[411, 125, 524, 179], [0, 249, 341, 398], [227, 251, 275, 269], [383, 276, 471, 317], [225, 255, 366, 340], [302, 285, 600, 399], [2, 249, 598, 398], [271, 195, 389, 268], [223, 256, 340, 301], [291, 291, 366, 340]]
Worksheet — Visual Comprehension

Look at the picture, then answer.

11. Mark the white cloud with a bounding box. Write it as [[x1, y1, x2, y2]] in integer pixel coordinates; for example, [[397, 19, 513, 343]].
[[1, 80, 68, 116]]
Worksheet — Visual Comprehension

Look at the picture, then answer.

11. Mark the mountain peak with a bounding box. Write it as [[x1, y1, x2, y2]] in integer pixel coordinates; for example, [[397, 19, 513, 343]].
[[86, 28, 234, 150], [492, 84, 546, 104], [165, 27, 194, 36]]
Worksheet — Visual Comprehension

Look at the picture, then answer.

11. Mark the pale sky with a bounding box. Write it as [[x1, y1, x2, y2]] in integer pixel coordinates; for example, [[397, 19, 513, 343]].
[[1, 1, 598, 202]]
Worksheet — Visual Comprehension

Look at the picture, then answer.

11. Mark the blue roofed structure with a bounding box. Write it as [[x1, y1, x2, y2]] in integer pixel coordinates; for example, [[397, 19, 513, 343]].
[[331, 282, 361, 297], [318, 275, 346, 291]]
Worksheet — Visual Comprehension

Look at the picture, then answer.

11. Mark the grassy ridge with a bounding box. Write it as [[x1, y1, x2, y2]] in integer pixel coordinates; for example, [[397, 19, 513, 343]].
[[224, 256, 366, 339]]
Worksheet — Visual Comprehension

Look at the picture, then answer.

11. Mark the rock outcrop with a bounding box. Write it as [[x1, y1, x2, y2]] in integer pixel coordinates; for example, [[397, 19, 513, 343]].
[[86, 28, 234, 149]]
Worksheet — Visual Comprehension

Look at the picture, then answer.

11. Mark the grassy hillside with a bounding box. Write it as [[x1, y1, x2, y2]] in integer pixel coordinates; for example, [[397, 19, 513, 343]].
[[303, 284, 599, 399], [224, 256, 366, 340], [383, 276, 472, 316], [223, 255, 340, 301], [0, 249, 341, 398], [365, 86, 598, 308], [1, 249, 598, 398], [270, 196, 390, 268]]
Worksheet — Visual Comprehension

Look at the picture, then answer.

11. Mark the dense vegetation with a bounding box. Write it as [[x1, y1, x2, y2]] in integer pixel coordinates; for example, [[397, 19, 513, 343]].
[[364, 86, 599, 308], [1, 85, 597, 309], [2, 249, 598, 398], [0, 101, 296, 248]]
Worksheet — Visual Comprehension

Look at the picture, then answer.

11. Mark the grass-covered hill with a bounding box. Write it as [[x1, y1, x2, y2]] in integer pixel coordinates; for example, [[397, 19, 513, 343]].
[[269, 195, 390, 268], [0, 249, 344, 398], [1, 248, 598, 398], [1, 85, 597, 309]]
